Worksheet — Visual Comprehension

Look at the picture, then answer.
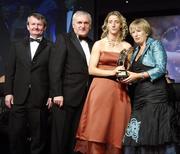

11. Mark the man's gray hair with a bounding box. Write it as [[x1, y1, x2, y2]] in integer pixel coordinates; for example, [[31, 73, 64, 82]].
[[72, 10, 92, 25]]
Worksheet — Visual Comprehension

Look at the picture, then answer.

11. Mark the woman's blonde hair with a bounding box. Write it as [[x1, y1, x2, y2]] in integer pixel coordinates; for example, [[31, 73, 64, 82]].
[[101, 11, 128, 41], [129, 18, 152, 36]]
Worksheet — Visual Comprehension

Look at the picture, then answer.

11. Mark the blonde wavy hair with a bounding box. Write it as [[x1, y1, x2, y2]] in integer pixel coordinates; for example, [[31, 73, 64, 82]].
[[101, 11, 128, 41]]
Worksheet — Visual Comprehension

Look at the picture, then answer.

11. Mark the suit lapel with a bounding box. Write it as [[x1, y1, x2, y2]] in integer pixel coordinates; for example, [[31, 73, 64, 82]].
[[141, 42, 150, 57], [69, 32, 87, 61], [23, 38, 31, 66], [32, 37, 47, 60], [87, 38, 93, 52], [131, 41, 151, 63]]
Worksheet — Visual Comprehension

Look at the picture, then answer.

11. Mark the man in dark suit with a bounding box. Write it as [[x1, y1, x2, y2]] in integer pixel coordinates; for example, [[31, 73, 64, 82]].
[[0, 6, 11, 82], [50, 10, 93, 154], [4, 13, 57, 154]]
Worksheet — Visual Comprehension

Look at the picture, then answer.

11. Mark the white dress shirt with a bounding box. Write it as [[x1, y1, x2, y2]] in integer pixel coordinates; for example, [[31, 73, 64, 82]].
[[80, 40, 91, 66], [30, 36, 42, 60]]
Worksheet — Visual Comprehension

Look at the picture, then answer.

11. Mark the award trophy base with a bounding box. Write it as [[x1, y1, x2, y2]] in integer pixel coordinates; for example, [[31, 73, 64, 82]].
[[116, 70, 129, 80]]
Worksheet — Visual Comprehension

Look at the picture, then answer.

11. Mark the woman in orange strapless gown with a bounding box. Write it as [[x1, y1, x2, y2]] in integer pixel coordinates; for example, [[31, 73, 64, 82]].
[[74, 11, 132, 154]]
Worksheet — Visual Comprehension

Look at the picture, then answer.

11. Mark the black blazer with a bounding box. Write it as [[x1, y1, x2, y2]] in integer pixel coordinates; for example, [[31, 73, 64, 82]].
[[51, 31, 93, 107], [5, 37, 57, 108]]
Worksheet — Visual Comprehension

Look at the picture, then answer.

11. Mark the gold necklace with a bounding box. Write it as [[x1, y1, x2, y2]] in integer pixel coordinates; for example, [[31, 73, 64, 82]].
[[107, 37, 119, 47]]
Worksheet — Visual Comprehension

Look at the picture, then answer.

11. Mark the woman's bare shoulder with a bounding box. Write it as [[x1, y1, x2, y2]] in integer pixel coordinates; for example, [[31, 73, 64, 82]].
[[121, 41, 132, 50], [93, 38, 106, 48]]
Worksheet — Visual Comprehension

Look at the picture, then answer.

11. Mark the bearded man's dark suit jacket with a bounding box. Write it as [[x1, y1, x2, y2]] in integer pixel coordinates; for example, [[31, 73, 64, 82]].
[[4, 37, 57, 154], [51, 31, 93, 154]]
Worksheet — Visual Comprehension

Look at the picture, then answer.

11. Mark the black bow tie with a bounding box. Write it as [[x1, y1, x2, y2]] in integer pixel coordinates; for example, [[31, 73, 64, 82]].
[[29, 38, 41, 43], [79, 36, 88, 41]]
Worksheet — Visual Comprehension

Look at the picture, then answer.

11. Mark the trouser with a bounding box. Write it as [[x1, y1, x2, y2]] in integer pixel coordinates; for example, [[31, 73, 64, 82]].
[[8, 104, 49, 154], [51, 104, 83, 154]]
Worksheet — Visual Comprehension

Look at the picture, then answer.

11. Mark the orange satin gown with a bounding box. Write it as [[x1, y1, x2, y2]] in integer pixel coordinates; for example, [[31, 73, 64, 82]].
[[75, 52, 131, 154]]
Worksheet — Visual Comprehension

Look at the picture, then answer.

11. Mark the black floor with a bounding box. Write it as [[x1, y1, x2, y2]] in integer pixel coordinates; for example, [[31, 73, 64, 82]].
[[0, 125, 10, 154]]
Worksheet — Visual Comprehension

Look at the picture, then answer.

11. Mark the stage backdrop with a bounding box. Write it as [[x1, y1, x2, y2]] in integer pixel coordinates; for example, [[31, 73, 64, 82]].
[[146, 15, 180, 83]]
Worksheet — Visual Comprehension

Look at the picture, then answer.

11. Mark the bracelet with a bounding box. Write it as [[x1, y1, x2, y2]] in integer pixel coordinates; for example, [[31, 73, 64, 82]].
[[141, 72, 145, 79]]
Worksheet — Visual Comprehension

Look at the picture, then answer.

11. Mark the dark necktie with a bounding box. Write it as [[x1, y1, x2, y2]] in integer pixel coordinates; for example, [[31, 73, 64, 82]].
[[29, 38, 41, 43]]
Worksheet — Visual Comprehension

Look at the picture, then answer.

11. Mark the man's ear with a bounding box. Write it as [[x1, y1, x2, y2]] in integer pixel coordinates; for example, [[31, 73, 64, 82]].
[[72, 23, 75, 29], [44, 26, 47, 31], [27, 24, 30, 31]]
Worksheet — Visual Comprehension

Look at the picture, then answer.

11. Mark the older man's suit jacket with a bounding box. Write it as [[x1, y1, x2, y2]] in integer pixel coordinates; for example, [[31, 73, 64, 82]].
[[51, 32, 93, 107]]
